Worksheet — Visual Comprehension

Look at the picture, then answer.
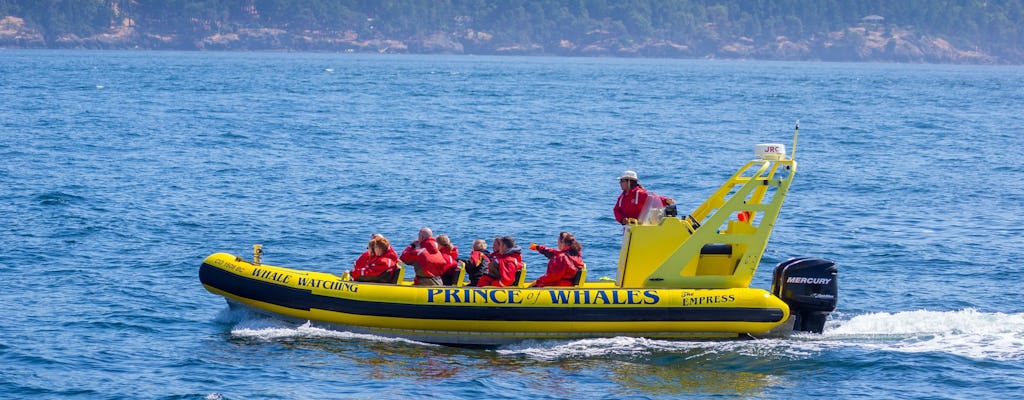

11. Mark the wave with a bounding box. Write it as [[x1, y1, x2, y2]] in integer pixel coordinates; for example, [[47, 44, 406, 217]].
[[34, 191, 85, 206]]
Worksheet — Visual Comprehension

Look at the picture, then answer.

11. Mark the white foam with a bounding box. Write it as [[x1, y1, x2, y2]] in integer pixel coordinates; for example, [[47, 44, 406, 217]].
[[223, 309, 431, 346], [499, 337, 678, 359], [218, 307, 1023, 361], [822, 309, 1024, 360], [501, 310, 1024, 362], [499, 336, 806, 361]]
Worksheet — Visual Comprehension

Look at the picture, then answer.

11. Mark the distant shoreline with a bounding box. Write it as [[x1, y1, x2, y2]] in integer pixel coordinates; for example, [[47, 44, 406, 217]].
[[0, 45, 1009, 66], [1, 17, 1016, 65], [2, 47, 1016, 67]]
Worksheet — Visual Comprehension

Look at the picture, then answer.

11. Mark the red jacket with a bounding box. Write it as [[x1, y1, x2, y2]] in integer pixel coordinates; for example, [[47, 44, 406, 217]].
[[477, 247, 523, 287], [533, 245, 583, 287], [353, 246, 398, 272], [614, 185, 670, 223], [400, 237, 449, 282], [351, 253, 397, 282], [439, 245, 459, 272]]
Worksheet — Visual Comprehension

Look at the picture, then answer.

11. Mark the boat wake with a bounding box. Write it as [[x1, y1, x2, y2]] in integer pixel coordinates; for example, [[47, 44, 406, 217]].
[[819, 309, 1024, 361], [499, 309, 1024, 361], [214, 307, 1023, 361], [214, 307, 434, 346]]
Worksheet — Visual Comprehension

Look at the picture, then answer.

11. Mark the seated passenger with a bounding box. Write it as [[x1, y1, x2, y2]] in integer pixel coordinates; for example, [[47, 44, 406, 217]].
[[399, 227, 448, 286], [351, 236, 399, 283], [353, 233, 398, 269], [436, 234, 461, 285], [529, 231, 584, 287], [477, 236, 522, 287], [463, 239, 489, 286]]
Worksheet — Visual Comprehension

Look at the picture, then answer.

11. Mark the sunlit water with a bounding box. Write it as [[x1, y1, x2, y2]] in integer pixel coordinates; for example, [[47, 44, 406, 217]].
[[1, 50, 1022, 399]]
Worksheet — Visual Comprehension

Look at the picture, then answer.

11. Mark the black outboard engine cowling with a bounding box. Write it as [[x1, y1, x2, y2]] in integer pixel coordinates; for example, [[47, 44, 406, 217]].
[[771, 257, 838, 333]]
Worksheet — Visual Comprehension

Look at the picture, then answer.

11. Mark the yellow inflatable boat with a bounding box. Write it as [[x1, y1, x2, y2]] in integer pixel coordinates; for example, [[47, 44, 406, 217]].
[[200, 129, 838, 346]]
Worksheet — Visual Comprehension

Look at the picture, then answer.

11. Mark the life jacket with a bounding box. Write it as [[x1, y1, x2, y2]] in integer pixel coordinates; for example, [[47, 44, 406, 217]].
[[462, 250, 489, 286], [534, 246, 582, 287]]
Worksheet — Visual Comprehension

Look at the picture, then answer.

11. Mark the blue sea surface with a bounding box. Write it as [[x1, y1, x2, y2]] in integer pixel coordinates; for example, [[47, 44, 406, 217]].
[[1, 50, 1023, 399]]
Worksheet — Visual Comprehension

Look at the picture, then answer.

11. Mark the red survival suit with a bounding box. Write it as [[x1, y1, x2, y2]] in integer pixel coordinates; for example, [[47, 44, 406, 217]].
[[477, 246, 523, 287], [353, 246, 398, 272], [614, 185, 670, 224], [351, 251, 398, 283], [532, 245, 583, 287], [438, 244, 460, 285], [399, 237, 449, 286]]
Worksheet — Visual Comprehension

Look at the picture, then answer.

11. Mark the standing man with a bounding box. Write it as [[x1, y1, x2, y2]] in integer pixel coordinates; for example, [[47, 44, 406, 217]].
[[614, 170, 674, 225]]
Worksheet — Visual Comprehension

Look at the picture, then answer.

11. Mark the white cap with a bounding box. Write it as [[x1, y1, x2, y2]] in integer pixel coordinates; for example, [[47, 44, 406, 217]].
[[619, 170, 638, 181]]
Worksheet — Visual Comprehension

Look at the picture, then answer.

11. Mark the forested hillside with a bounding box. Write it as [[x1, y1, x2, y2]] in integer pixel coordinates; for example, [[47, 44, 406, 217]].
[[1, 0, 1021, 63]]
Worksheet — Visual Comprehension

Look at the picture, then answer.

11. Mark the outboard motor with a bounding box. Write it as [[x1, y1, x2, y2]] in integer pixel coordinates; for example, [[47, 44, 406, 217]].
[[771, 257, 838, 333]]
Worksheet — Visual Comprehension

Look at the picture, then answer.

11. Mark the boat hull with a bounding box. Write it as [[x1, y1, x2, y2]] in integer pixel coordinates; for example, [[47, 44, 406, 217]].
[[200, 253, 793, 345]]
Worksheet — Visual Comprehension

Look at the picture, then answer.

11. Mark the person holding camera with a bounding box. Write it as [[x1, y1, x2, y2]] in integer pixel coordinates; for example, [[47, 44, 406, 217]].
[[399, 227, 448, 286]]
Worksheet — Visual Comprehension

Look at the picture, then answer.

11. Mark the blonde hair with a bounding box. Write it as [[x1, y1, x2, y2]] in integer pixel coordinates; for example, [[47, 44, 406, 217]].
[[472, 239, 487, 251], [436, 234, 453, 250]]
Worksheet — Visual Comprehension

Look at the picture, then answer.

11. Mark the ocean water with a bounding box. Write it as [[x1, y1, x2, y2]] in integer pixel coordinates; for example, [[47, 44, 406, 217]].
[[1, 50, 1023, 399]]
